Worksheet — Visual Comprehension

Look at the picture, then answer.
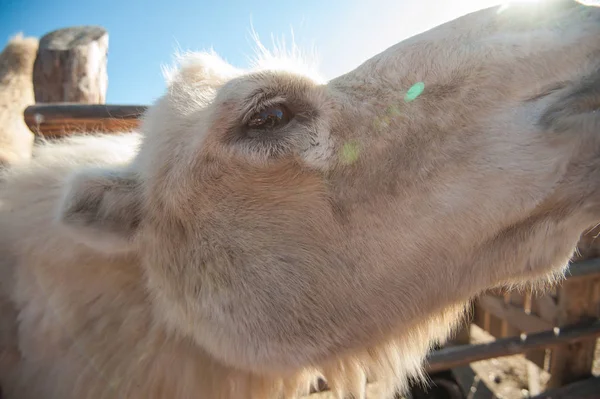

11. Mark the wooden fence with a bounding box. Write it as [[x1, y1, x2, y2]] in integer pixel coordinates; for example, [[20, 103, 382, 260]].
[[453, 257, 600, 396]]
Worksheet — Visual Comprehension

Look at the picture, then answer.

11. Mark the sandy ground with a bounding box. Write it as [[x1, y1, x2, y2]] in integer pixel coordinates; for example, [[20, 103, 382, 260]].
[[455, 325, 600, 399]]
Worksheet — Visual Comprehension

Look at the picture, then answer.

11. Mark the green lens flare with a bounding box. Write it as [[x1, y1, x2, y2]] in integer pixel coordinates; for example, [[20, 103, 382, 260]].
[[340, 141, 360, 164], [404, 82, 425, 102], [386, 104, 401, 116]]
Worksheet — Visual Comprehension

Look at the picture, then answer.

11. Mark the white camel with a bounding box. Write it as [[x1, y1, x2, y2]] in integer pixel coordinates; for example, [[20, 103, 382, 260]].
[[0, 1, 599, 398]]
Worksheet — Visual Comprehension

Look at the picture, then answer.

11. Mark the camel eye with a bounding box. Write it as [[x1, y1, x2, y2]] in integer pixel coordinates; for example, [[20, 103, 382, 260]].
[[247, 105, 292, 130]]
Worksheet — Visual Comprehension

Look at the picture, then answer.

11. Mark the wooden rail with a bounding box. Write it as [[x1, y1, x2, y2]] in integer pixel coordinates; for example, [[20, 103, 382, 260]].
[[24, 103, 147, 138], [427, 318, 600, 373], [565, 257, 600, 280]]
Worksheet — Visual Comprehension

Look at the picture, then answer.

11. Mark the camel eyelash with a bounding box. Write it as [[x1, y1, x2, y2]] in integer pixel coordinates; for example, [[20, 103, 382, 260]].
[[240, 94, 289, 125]]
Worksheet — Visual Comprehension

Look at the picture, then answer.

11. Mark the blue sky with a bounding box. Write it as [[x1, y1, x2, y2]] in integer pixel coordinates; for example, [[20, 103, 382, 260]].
[[0, 0, 500, 105]]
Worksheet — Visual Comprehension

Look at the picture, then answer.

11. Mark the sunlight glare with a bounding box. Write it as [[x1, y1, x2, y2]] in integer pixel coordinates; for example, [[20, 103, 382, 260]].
[[496, 0, 548, 14]]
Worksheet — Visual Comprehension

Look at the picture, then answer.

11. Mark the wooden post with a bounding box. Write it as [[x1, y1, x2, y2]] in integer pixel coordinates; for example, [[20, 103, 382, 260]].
[[526, 293, 552, 396], [547, 273, 600, 388], [33, 26, 108, 104], [447, 301, 472, 346]]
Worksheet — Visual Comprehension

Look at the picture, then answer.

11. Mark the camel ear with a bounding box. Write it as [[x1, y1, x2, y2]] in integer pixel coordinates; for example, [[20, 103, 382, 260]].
[[163, 50, 242, 90], [56, 167, 143, 254]]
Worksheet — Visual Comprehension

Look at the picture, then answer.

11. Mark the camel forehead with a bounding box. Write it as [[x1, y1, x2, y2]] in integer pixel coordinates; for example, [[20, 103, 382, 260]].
[[166, 45, 324, 90], [161, 50, 328, 128]]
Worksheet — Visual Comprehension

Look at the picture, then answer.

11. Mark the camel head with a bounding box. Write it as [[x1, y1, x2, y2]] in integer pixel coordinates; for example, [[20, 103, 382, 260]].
[[55, 0, 600, 392]]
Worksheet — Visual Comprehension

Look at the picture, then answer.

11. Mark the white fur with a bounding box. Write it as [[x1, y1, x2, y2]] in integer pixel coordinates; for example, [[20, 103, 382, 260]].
[[1, 3, 600, 398]]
